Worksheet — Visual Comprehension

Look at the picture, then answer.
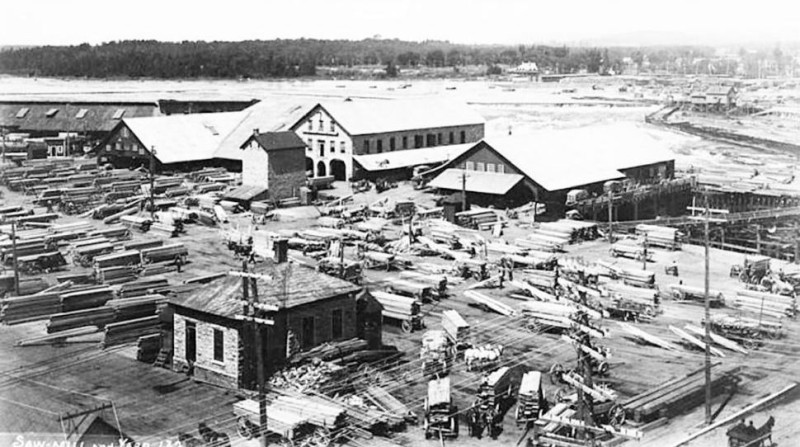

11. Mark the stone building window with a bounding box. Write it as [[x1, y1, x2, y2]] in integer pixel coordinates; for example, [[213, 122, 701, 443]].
[[213, 329, 224, 362], [476, 162, 485, 172], [497, 164, 505, 174], [460, 131, 466, 144], [389, 137, 395, 151], [402, 136, 408, 149], [332, 309, 343, 339], [486, 163, 495, 173], [340, 142, 346, 153], [330, 140, 335, 153], [377, 140, 383, 154], [466, 161, 475, 170], [363, 140, 370, 154], [449, 132, 454, 144]]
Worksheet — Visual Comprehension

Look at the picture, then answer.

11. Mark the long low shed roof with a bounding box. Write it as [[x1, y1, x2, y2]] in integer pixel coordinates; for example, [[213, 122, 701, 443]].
[[429, 168, 524, 195], [353, 143, 473, 172]]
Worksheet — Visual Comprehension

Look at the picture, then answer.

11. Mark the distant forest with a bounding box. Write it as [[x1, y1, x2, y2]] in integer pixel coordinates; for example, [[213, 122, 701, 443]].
[[0, 39, 716, 79]]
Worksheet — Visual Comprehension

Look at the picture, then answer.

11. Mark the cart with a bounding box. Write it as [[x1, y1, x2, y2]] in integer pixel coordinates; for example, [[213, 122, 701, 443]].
[[609, 241, 653, 262], [316, 257, 363, 285], [468, 366, 516, 439], [670, 284, 725, 307], [233, 399, 330, 446], [423, 377, 459, 440], [420, 330, 452, 377], [386, 278, 434, 303], [372, 291, 424, 333], [704, 314, 782, 349], [516, 371, 547, 427]]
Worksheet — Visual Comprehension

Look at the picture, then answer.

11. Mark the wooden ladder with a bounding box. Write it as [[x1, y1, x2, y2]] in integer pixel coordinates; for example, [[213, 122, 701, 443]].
[[153, 348, 171, 368]]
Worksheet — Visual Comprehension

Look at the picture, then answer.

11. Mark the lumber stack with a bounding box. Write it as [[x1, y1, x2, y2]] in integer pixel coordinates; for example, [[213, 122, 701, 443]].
[[464, 290, 516, 316], [363, 386, 416, 424], [141, 243, 187, 264], [140, 262, 178, 277], [120, 215, 152, 232], [441, 309, 469, 342], [523, 269, 558, 291], [540, 220, 600, 242], [456, 209, 501, 229], [123, 239, 163, 251], [102, 205, 139, 225], [107, 294, 166, 321], [635, 224, 682, 250], [371, 291, 420, 321], [622, 365, 739, 423], [149, 221, 182, 238], [268, 361, 346, 393], [60, 287, 115, 312], [94, 250, 142, 271], [97, 266, 139, 284], [102, 316, 162, 348], [515, 236, 563, 253], [0, 292, 62, 324], [118, 279, 170, 298], [733, 290, 797, 318], [291, 338, 369, 364], [46, 307, 116, 333]]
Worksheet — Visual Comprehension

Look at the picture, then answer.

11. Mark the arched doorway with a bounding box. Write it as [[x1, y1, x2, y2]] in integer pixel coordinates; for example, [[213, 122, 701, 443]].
[[330, 159, 347, 181], [317, 161, 327, 177], [305, 157, 314, 177]]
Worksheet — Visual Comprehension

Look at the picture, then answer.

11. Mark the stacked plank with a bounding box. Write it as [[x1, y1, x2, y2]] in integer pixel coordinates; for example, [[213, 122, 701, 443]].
[[733, 290, 797, 318], [102, 315, 161, 348], [141, 243, 187, 264], [371, 291, 421, 321], [118, 279, 170, 298], [635, 224, 682, 250], [60, 287, 115, 312], [622, 364, 739, 423], [102, 204, 139, 225], [618, 268, 656, 288], [0, 292, 62, 324], [362, 386, 416, 425], [107, 295, 165, 321], [94, 250, 142, 270], [464, 290, 516, 316], [456, 209, 501, 229], [523, 270, 558, 291], [124, 239, 163, 251], [149, 221, 182, 238], [540, 220, 600, 243], [97, 266, 139, 284], [87, 226, 131, 241], [515, 236, 564, 253], [120, 216, 152, 232], [291, 338, 369, 364], [56, 273, 95, 285], [140, 261, 178, 277], [441, 309, 469, 342], [46, 307, 117, 333]]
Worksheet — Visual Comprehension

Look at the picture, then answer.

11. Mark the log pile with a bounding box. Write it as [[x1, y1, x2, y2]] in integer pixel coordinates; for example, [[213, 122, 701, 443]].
[[102, 315, 162, 348], [291, 338, 369, 365], [733, 290, 797, 318], [622, 364, 739, 423], [268, 361, 346, 393]]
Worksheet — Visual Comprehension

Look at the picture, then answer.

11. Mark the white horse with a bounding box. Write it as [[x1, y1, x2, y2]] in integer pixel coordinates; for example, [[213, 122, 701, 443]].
[[464, 344, 504, 371]]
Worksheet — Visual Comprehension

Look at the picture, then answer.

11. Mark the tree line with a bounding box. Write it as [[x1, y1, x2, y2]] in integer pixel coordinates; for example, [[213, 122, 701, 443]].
[[0, 39, 715, 79]]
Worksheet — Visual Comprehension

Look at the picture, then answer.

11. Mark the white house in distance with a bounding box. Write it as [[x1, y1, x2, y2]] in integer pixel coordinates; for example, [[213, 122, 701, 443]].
[[289, 98, 485, 181]]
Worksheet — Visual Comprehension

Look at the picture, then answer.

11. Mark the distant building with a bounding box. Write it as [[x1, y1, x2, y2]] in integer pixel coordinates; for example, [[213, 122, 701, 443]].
[[169, 263, 362, 390], [290, 99, 485, 181], [429, 124, 675, 210]]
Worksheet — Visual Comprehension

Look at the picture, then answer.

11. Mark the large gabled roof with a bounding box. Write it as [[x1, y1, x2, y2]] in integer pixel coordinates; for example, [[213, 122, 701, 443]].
[[239, 131, 306, 152], [429, 168, 524, 195], [170, 263, 360, 319], [121, 112, 244, 164], [454, 123, 675, 192], [214, 101, 312, 161], [299, 98, 485, 136], [0, 101, 159, 133]]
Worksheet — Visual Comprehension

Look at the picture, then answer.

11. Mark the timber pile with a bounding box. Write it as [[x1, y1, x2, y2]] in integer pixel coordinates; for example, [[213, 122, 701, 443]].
[[137, 334, 163, 363], [118, 279, 170, 298], [107, 295, 166, 321], [523, 270, 558, 291], [441, 309, 469, 342], [540, 220, 600, 243], [60, 287, 115, 312], [456, 208, 502, 229], [733, 290, 797, 318], [371, 291, 420, 321], [94, 250, 142, 271], [271, 395, 347, 431], [268, 361, 346, 393], [0, 292, 62, 324], [123, 239, 163, 251], [464, 290, 516, 316], [97, 266, 139, 284], [56, 273, 95, 285], [291, 338, 369, 364], [622, 364, 739, 423], [149, 221, 182, 238], [635, 224, 682, 250], [362, 386, 416, 424], [120, 216, 152, 232], [141, 243, 187, 264], [102, 315, 161, 348], [87, 226, 131, 241], [46, 307, 116, 333], [515, 236, 563, 253], [140, 262, 177, 277], [101, 204, 139, 225], [528, 226, 572, 247], [72, 242, 114, 267]]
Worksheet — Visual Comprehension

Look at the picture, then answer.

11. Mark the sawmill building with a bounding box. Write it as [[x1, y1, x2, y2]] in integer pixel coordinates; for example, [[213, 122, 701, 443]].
[[169, 263, 362, 390], [290, 98, 485, 181], [429, 124, 675, 211]]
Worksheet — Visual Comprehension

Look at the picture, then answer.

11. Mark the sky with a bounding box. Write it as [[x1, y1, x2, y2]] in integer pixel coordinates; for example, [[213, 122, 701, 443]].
[[2, 0, 800, 47]]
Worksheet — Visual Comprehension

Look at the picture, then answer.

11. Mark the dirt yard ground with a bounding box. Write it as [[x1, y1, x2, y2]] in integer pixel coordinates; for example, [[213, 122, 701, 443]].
[[0, 177, 797, 447]]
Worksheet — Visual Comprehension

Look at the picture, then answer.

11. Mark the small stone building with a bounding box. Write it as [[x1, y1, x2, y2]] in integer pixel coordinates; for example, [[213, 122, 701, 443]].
[[170, 263, 362, 390], [238, 130, 307, 200]]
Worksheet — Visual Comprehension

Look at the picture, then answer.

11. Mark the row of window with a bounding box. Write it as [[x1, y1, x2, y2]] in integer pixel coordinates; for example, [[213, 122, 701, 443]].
[[362, 130, 467, 155], [307, 116, 337, 133], [15, 107, 126, 119], [209, 309, 345, 363], [307, 139, 347, 157], [465, 161, 506, 173], [106, 141, 143, 154]]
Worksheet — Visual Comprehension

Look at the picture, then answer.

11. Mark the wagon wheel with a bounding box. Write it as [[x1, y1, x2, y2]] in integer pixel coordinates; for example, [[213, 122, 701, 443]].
[[608, 403, 626, 428], [597, 361, 610, 376], [549, 363, 565, 384], [401, 319, 413, 333], [236, 417, 255, 440]]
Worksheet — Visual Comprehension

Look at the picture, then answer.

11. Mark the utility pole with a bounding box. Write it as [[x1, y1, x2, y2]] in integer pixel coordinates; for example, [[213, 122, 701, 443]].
[[607, 190, 613, 243], [642, 235, 648, 271], [688, 193, 728, 426], [149, 146, 157, 220], [238, 262, 269, 447], [11, 221, 19, 295], [1, 127, 6, 164]]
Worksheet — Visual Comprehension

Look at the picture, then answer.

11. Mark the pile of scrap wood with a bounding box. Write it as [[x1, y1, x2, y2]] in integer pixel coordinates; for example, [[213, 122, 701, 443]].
[[268, 361, 346, 393], [622, 364, 739, 423], [635, 224, 683, 250], [291, 338, 369, 364], [102, 315, 161, 348], [733, 290, 797, 318]]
